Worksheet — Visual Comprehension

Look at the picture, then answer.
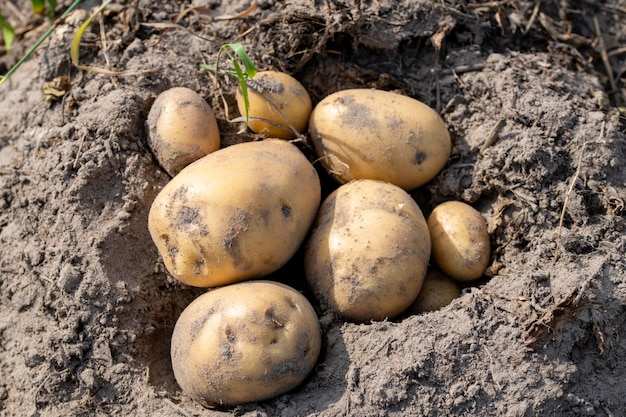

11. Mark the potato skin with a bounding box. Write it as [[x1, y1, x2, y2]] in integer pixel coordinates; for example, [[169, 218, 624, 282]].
[[304, 179, 431, 322], [147, 87, 220, 176], [308, 89, 451, 190], [406, 268, 461, 313], [236, 70, 312, 139], [171, 280, 322, 406], [427, 201, 490, 281], [148, 139, 321, 287]]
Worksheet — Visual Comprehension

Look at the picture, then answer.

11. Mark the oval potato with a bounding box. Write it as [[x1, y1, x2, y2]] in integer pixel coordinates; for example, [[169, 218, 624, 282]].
[[308, 88, 451, 190], [406, 268, 461, 313], [171, 280, 322, 406], [148, 139, 321, 287], [304, 179, 431, 322], [236, 70, 312, 139], [427, 201, 490, 281], [147, 87, 220, 176]]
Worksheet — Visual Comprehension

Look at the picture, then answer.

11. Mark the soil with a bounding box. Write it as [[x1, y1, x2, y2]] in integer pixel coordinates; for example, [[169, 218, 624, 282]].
[[1, 0, 625, 416]]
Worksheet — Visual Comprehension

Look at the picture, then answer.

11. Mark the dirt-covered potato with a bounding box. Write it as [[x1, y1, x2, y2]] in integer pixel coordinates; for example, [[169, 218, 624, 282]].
[[428, 201, 490, 281], [304, 179, 431, 322], [148, 139, 321, 287], [147, 87, 220, 176], [171, 280, 321, 406], [236, 70, 312, 139], [406, 268, 461, 313], [308, 88, 451, 190]]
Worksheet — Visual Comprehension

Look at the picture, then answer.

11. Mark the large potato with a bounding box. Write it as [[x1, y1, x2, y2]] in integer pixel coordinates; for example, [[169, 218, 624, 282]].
[[427, 201, 490, 281], [147, 87, 220, 176], [171, 280, 322, 406], [148, 139, 321, 287], [308, 89, 451, 190], [236, 70, 312, 139], [304, 179, 431, 322]]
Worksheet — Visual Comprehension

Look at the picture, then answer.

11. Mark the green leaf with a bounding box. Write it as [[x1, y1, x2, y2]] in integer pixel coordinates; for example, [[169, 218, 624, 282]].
[[200, 43, 257, 131], [71, 0, 121, 75], [47, 0, 58, 19], [0, 12, 15, 53], [31, 0, 57, 19], [225, 43, 257, 79], [31, 0, 45, 15]]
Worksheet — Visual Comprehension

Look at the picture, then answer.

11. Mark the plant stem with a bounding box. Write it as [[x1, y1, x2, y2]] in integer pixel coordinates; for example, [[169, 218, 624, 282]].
[[0, 0, 83, 88]]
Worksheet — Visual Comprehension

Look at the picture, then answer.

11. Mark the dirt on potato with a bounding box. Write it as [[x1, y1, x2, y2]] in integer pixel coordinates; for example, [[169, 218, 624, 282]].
[[0, 0, 625, 416]]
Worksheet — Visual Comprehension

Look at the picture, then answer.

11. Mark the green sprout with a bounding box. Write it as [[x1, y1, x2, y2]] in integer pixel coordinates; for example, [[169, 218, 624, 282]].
[[200, 43, 257, 131], [71, 0, 120, 74], [0, 10, 15, 53]]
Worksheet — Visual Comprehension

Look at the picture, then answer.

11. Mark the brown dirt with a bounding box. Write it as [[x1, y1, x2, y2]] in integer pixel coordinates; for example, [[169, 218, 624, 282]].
[[1, 0, 625, 416]]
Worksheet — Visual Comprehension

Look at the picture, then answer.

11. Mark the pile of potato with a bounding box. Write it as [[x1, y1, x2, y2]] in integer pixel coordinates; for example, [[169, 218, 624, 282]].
[[145, 70, 491, 406]]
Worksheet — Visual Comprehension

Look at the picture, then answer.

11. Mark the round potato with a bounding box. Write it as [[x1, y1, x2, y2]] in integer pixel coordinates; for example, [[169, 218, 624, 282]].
[[148, 139, 321, 287], [308, 88, 451, 190], [304, 179, 431, 322], [236, 70, 312, 139], [427, 201, 490, 281], [171, 280, 321, 406], [147, 87, 220, 176], [406, 268, 461, 314]]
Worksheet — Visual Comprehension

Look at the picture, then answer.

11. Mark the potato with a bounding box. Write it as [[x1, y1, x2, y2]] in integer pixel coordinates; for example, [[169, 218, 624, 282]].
[[427, 201, 490, 281], [304, 179, 431, 322], [236, 70, 312, 139], [147, 87, 220, 176], [308, 88, 451, 190], [148, 139, 321, 287], [406, 268, 461, 313], [171, 280, 321, 406]]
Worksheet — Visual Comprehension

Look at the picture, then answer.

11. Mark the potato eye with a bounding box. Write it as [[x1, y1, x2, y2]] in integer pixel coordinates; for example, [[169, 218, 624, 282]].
[[265, 307, 284, 328], [286, 298, 298, 310], [414, 151, 427, 164], [281, 202, 292, 219], [225, 326, 236, 343]]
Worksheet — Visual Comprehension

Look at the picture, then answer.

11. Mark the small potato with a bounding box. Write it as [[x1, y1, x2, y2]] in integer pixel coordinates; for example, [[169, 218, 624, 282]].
[[171, 280, 322, 406], [406, 268, 461, 313], [308, 89, 451, 190], [147, 87, 220, 176], [148, 139, 321, 287], [428, 201, 490, 281], [304, 179, 431, 322], [236, 70, 312, 139]]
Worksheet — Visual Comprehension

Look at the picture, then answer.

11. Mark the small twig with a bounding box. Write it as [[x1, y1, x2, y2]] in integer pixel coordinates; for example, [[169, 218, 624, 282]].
[[524, 1, 541, 34], [480, 118, 506, 151], [608, 46, 626, 57], [32, 370, 67, 411], [467, 0, 512, 9], [5, 1, 29, 25], [73, 130, 87, 168], [214, 0, 258, 20], [98, 7, 118, 89], [593, 16, 620, 106], [480, 343, 502, 391], [554, 122, 604, 261], [443, 63, 487, 77]]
